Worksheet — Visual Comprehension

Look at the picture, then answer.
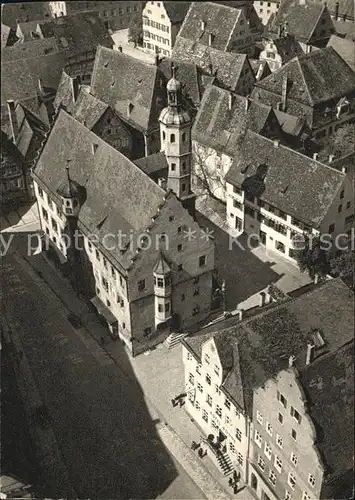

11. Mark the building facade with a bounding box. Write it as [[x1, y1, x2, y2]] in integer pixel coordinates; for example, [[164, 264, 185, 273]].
[[142, 1, 190, 57], [225, 131, 354, 261], [254, 0, 280, 26], [1, 129, 29, 209], [182, 337, 250, 481], [48, 1, 142, 31]]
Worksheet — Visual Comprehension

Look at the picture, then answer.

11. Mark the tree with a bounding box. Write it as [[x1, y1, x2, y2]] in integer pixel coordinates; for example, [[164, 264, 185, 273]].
[[192, 143, 227, 204], [292, 233, 330, 280], [328, 123, 355, 158], [329, 248, 355, 278], [128, 19, 143, 47]]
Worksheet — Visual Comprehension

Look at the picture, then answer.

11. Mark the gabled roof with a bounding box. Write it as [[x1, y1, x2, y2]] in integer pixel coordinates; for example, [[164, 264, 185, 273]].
[[192, 85, 274, 156], [37, 12, 113, 54], [269, 0, 330, 42], [249, 59, 272, 81], [184, 278, 354, 417], [313, 0, 354, 20], [1, 23, 16, 49], [172, 42, 253, 92], [225, 130, 346, 227], [162, 2, 191, 24], [327, 34, 355, 70], [70, 89, 108, 130], [15, 20, 49, 41], [33, 110, 166, 270], [1, 2, 50, 30], [269, 33, 304, 62], [90, 46, 167, 133], [254, 47, 355, 106], [14, 103, 48, 161], [53, 70, 77, 111], [1, 36, 60, 62], [176, 1, 243, 51], [153, 254, 171, 274], [274, 109, 305, 136], [134, 152, 168, 181]]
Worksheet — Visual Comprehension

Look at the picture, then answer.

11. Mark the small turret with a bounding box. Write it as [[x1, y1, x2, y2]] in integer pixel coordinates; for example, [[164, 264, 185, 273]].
[[57, 163, 81, 217], [153, 254, 172, 328]]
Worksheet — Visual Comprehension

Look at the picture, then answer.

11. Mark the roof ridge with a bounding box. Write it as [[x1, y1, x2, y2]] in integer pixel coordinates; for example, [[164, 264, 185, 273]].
[[295, 54, 314, 106]]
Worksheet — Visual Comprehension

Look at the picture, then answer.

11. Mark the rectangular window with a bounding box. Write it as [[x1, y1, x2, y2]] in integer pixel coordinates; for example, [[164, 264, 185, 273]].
[[215, 385, 221, 395], [206, 374, 211, 385], [233, 185, 242, 196], [258, 455, 265, 471], [274, 455, 282, 473], [233, 199, 242, 210], [237, 452, 243, 465], [188, 373, 194, 385], [302, 492, 311, 500], [269, 470, 276, 486], [276, 434, 283, 448], [196, 364, 201, 374], [308, 474, 316, 488], [214, 365, 220, 376], [195, 401, 201, 411], [290, 406, 302, 424], [254, 429, 262, 447], [204, 354, 210, 364], [236, 428, 242, 441], [264, 442, 272, 460], [278, 412, 284, 424], [144, 327, 152, 337], [197, 383, 203, 393], [224, 399, 231, 410], [285, 491, 293, 500], [288, 472, 296, 490], [138, 279, 145, 290], [216, 405, 222, 417], [225, 415, 231, 425], [266, 422, 273, 436], [202, 409, 208, 422], [256, 411, 263, 424], [42, 207, 49, 221], [199, 255, 206, 267], [291, 429, 297, 440], [206, 394, 212, 406], [277, 391, 287, 408], [245, 205, 255, 218], [291, 452, 298, 467]]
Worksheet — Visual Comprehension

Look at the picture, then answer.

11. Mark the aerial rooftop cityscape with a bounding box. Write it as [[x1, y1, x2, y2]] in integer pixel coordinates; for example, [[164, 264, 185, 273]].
[[1, 1, 354, 500]]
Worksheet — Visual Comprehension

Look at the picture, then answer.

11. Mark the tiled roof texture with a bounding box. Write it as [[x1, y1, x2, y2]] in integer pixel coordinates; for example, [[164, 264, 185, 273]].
[[163, 1, 191, 23], [327, 34, 355, 71], [333, 18, 355, 40], [184, 278, 354, 420], [33, 110, 166, 269], [225, 130, 346, 227], [38, 12, 113, 54], [1, 36, 60, 62], [270, 0, 327, 42], [249, 59, 271, 81], [271, 34, 304, 61], [158, 58, 202, 108], [53, 70, 76, 111], [1, 23, 12, 49], [300, 341, 354, 485], [172, 41, 251, 92], [134, 152, 168, 179], [254, 47, 355, 106], [90, 47, 167, 133], [274, 109, 305, 135], [71, 90, 108, 129], [176, 1, 242, 51], [192, 85, 273, 155], [313, 0, 354, 20], [1, 2, 50, 30]]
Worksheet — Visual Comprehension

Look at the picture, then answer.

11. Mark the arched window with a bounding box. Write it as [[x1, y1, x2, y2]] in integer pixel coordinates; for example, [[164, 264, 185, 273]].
[[170, 133, 175, 143]]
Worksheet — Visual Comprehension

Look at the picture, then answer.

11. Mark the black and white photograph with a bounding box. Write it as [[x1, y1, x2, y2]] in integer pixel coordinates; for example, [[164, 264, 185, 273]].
[[1, 1, 354, 499]]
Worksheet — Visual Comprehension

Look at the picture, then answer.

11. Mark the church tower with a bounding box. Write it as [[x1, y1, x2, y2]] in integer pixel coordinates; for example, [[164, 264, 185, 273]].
[[159, 66, 196, 216]]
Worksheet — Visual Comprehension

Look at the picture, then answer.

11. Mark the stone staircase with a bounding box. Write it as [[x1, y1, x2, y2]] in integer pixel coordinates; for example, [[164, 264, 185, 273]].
[[216, 451, 234, 476], [164, 332, 188, 349]]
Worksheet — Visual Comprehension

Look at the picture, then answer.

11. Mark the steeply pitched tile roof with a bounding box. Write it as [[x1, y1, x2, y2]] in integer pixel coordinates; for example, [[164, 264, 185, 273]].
[[158, 58, 202, 109], [313, 0, 354, 20], [1, 2, 50, 30], [90, 46, 167, 133], [1, 36, 60, 62], [1, 23, 13, 49], [70, 89, 108, 130], [270, 33, 304, 62], [134, 152, 168, 181], [274, 109, 305, 136], [176, 1, 243, 51], [301, 341, 354, 487], [226, 130, 346, 226], [163, 1, 191, 24], [333, 18, 355, 40], [192, 85, 273, 156], [172, 41, 252, 92], [270, 0, 328, 42], [33, 110, 166, 270], [254, 47, 355, 106], [327, 34, 355, 70], [14, 103, 48, 162], [249, 59, 271, 81], [38, 12, 113, 54], [53, 70, 76, 111], [184, 278, 354, 417]]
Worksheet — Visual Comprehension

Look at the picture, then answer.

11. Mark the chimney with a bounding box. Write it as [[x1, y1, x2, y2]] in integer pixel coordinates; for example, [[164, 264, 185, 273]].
[[7, 100, 19, 143], [245, 96, 251, 112], [314, 274, 319, 284], [259, 291, 266, 307], [328, 154, 335, 163], [306, 343, 315, 365], [281, 74, 288, 112], [127, 102, 134, 116], [118, 45, 123, 53], [313, 152, 319, 160], [158, 177, 167, 190], [228, 92, 235, 110], [70, 76, 79, 103], [208, 33, 214, 46], [201, 20, 206, 31], [274, 139, 280, 148], [335, 1, 339, 20], [91, 143, 98, 155], [289, 355, 296, 367]]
